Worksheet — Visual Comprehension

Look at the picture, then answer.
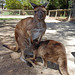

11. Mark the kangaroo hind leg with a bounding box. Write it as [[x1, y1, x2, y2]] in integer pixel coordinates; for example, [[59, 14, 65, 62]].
[[58, 57, 69, 75]]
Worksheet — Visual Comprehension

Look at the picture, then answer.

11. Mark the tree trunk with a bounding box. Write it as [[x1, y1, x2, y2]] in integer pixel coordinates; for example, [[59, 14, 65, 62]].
[[72, 1, 75, 17], [2, 2, 3, 9]]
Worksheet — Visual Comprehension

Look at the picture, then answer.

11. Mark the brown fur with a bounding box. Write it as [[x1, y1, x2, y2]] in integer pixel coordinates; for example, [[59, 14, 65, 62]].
[[3, 3, 48, 62], [28, 40, 69, 75]]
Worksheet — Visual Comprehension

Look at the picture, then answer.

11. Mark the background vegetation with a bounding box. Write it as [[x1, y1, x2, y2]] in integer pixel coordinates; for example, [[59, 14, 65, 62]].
[[0, 0, 74, 10], [3, 0, 73, 10], [4, 0, 41, 9]]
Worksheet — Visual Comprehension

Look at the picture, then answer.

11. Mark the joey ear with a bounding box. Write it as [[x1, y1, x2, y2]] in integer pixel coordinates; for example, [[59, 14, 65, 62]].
[[30, 2, 37, 8], [42, 3, 48, 8]]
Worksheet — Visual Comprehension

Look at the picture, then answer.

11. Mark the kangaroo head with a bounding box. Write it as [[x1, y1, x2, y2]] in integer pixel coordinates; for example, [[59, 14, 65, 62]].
[[30, 2, 48, 20]]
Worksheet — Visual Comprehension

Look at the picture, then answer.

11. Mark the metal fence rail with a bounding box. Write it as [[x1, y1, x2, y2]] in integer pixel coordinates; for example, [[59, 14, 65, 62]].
[[48, 9, 75, 21], [48, 9, 74, 17], [0, 9, 75, 21]]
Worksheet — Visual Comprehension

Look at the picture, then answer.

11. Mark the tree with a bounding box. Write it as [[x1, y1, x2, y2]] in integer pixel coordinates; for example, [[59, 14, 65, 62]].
[[72, 0, 75, 17], [5, 0, 42, 9], [68, 0, 73, 8], [5, 0, 22, 9], [5, 0, 72, 10], [59, 0, 68, 9], [0, 0, 5, 9], [20, 0, 41, 10], [47, 0, 71, 10], [47, 0, 60, 10]]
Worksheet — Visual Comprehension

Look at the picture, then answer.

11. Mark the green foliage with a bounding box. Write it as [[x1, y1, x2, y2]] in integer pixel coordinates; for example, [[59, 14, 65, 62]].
[[2, 11, 10, 15], [5, 0, 42, 9], [58, 0, 68, 9], [47, 0, 70, 10], [47, 0, 60, 10], [68, 0, 73, 8], [5, 0, 72, 10], [2, 11, 20, 15], [5, 0, 22, 9], [0, 18, 22, 20], [20, 0, 42, 10], [60, 12, 66, 17]]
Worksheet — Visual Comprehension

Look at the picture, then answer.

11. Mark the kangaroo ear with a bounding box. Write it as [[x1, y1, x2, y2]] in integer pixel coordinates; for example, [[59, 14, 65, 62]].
[[42, 3, 48, 8], [30, 2, 37, 8]]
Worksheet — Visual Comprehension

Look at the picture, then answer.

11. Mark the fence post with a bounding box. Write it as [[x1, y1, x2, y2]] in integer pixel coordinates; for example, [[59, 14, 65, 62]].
[[63, 10, 66, 17], [48, 10, 50, 17], [3, 20, 6, 25], [55, 10, 57, 18], [19, 10, 20, 15], [68, 9, 71, 21]]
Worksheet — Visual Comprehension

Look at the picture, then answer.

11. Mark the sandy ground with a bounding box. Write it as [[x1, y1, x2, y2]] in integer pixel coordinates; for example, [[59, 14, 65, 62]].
[[0, 17, 75, 75]]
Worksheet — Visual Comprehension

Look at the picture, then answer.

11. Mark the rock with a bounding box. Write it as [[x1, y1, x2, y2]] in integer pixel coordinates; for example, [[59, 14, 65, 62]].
[[10, 52, 21, 59], [0, 56, 3, 60]]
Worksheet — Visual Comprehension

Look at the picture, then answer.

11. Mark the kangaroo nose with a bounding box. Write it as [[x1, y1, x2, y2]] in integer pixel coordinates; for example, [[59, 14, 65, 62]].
[[38, 11, 43, 19], [40, 14, 43, 19]]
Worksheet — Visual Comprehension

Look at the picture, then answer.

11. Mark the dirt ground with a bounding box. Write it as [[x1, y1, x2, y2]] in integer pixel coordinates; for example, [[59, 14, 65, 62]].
[[0, 17, 75, 75]]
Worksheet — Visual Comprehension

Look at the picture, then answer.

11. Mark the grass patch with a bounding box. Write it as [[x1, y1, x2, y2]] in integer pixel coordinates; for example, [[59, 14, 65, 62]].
[[0, 18, 23, 20]]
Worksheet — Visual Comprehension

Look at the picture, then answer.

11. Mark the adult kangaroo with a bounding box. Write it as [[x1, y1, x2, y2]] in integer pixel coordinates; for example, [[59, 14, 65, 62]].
[[3, 2, 48, 62]]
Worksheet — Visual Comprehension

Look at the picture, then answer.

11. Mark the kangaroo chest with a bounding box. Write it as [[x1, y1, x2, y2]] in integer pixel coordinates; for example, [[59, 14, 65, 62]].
[[31, 22, 46, 40], [32, 28, 45, 40]]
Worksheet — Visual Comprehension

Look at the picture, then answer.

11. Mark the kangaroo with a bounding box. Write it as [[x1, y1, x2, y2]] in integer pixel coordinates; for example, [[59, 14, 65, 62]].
[[3, 2, 48, 62], [26, 40, 69, 75]]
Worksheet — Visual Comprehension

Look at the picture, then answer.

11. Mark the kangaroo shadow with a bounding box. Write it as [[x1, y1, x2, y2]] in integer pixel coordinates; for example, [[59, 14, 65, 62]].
[[71, 52, 75, 63], [71, 52, 75, 57], [36, 57, 61, 74], [47, 61, 59, 70], [26, 54, 60, 70], [36, 57, 59, 70]]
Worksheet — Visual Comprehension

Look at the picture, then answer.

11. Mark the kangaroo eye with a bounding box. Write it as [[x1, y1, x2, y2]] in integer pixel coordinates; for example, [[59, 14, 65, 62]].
[[34, 11, 37, 13], [43, 11, 46, 13]]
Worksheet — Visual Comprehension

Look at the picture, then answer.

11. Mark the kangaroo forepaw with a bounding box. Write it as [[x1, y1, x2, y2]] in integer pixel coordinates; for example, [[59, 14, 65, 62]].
[[20, 57, 27, 63]]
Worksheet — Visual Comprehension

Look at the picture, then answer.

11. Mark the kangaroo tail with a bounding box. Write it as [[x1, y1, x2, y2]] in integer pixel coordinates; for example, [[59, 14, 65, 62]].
[[3, 44, 20, 52]]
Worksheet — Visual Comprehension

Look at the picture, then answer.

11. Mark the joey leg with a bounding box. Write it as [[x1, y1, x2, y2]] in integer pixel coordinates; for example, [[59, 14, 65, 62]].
[[43, 59, 47, 68]]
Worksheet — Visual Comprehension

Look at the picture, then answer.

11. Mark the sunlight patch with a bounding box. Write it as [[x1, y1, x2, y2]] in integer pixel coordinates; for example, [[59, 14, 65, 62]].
[[45, 30, 57, 34], [66, 38, 75, 45]]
